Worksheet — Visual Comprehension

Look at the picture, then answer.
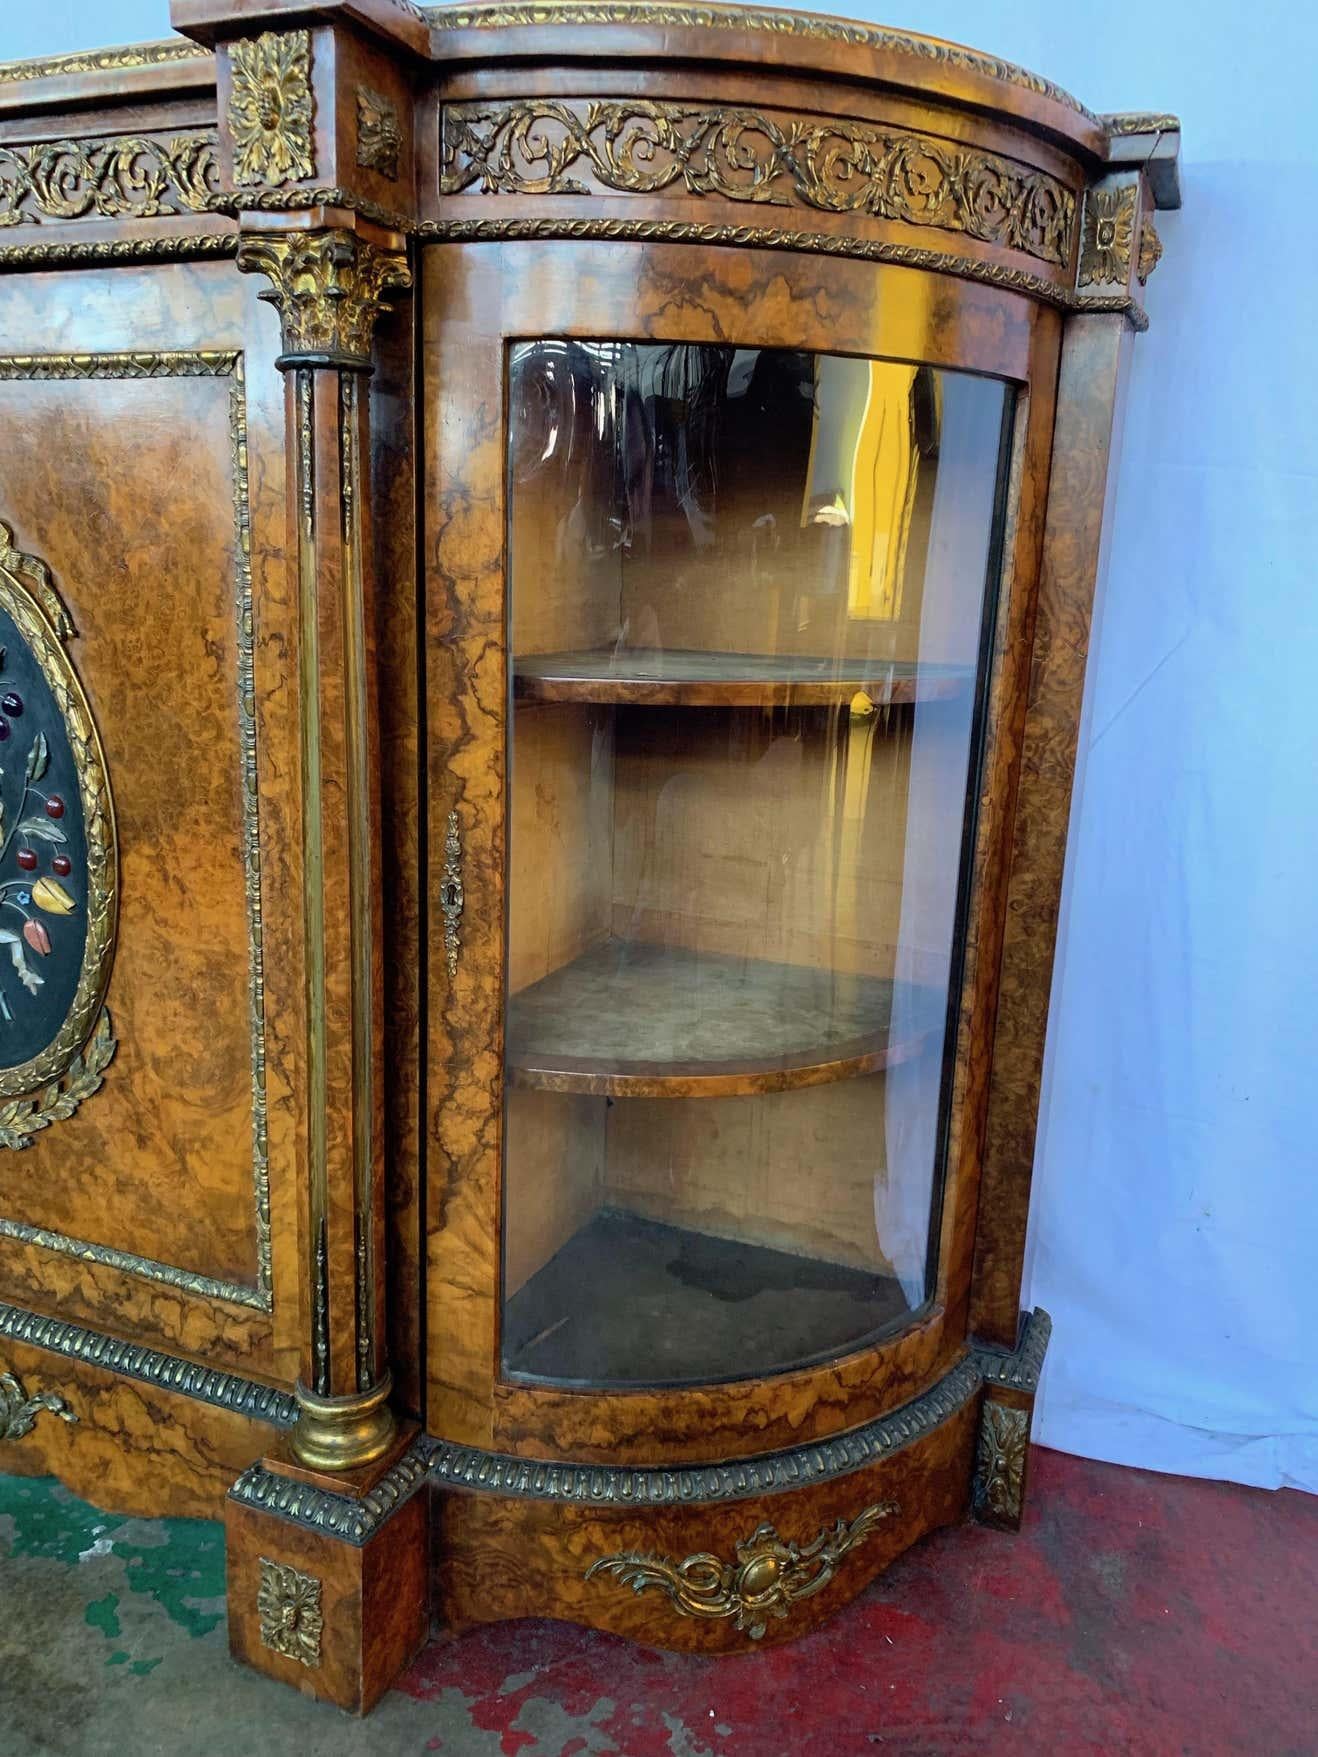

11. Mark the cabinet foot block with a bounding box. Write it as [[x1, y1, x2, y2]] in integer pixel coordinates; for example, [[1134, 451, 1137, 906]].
[[224, 1429, 430, 1713], [971, 1307, 1051, 1532]]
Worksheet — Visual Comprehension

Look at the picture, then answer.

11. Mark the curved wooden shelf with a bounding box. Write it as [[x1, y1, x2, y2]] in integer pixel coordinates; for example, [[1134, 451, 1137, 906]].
[[507, 941, 943, 1098], [513, 648, 970, 708]]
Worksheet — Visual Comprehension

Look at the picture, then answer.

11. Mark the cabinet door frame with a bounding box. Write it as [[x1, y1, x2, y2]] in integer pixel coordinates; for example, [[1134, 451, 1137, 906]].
[[423, 238, 1061, 1460]]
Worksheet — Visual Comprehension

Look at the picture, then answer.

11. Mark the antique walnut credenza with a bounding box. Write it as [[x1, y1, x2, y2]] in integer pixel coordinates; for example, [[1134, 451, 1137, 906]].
[[0, 0, 1179, 1712]]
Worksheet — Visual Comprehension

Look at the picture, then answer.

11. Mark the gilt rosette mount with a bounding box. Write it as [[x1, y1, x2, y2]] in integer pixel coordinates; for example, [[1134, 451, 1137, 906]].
[[0, 524, 116, 1146]]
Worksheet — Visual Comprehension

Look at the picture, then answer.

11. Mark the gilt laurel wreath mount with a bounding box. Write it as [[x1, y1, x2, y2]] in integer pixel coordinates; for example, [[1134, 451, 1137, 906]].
[[0, 524, 117, 1147]]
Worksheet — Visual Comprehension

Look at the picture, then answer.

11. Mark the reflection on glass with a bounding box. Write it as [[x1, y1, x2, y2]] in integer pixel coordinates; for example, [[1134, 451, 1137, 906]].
[[501, 339, 1011, 1387]]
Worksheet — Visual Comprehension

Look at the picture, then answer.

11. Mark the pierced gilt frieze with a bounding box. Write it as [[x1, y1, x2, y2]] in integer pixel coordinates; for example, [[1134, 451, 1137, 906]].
[[586, 1503, 898, 1638], [257, 1557, 324, 1667], [0, 525, 117, 1143], [229, 30, 316, 189], [440, 100, 1077, 269], [1, 1365, 77, 1441], [973, 1400, 1029, 1526], [1078, 182, 1138, 288], [357, 89, 402, 180], [0, 133, 219, 227], [237, 229, 411, 365]]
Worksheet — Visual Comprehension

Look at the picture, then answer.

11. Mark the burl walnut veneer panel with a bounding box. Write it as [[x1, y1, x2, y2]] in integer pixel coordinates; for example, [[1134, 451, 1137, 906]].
[[435, 1393, 978, 1651], [0, 260, 303, 1382]]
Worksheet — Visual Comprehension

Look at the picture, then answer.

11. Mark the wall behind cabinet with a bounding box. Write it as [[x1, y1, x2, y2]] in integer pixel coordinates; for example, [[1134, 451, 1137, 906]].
[[885, 0, 1318, 1495]]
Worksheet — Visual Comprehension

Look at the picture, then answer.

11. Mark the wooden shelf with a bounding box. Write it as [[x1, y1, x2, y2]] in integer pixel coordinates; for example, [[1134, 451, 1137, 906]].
[[503, 1207, 913, 1386], [507, 940, 942, 1098], [513, 647, 969, 708]]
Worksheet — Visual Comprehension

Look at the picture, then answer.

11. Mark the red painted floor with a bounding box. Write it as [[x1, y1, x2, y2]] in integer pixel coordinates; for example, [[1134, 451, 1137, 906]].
[[399, 1448, 1318, 1756]]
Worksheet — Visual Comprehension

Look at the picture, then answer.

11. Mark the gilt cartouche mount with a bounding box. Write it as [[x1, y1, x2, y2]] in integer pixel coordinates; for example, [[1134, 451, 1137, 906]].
[[0, 0, 1181, 1714]]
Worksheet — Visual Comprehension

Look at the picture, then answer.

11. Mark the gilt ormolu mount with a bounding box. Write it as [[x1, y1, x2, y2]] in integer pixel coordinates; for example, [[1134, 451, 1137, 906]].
[[0, 0, 1180, 1713]]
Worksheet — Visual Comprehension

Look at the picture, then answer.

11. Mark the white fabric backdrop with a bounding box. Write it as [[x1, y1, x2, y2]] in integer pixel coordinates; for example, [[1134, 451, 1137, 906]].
[[10, 0, 1315, 1493]]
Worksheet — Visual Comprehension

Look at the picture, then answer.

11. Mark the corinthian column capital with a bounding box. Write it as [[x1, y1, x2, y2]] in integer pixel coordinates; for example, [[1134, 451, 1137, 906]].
[[238, 226, 411, 369]]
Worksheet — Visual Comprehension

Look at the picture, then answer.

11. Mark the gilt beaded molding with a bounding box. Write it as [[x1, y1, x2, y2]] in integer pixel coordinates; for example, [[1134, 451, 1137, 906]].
[[0, 234, 238, 273], [430, 1311, 1052, 1509], [0, 41, 210, 86], [422, 214, 1077, 307], [440, 99, 1078, 269], [231, 1443, 431, 1544], [429, 1355, 982, 1507], [973, 1307, 1051, 1393], [0, 1298, 297, 1422]]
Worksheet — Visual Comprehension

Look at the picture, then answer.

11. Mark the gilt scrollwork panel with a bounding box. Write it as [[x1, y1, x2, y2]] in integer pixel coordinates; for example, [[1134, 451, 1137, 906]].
[[0, 133, 220, 227], [1, 1364, 77, 1441], [440, 99, 1078, 269], [586, 1503, 898, 1637]]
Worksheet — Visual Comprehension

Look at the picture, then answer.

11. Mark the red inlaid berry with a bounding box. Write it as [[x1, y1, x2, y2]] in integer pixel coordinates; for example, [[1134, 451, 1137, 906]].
[[52, 854, 72, 876], [0, 719, 10, 743], [1, 693, 22, 717], [46, 795, 65, 819], [16, 848, 37, 871]]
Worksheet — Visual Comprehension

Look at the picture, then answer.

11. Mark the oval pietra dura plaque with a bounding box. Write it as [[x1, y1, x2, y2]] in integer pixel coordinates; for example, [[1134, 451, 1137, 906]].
[[0, 523, 116, 1141]]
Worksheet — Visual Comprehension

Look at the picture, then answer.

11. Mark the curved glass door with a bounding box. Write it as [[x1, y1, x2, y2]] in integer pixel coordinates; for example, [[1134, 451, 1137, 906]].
[[501, 338, 1011, 1387]]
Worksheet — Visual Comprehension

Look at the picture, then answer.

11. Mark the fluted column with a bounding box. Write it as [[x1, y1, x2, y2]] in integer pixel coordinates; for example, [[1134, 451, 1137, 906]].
[[238, 222, 411, 1470]]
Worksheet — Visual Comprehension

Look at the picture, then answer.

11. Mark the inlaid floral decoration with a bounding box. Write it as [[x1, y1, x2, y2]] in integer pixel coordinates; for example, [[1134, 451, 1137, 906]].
[[0, 667, 77, 1027]]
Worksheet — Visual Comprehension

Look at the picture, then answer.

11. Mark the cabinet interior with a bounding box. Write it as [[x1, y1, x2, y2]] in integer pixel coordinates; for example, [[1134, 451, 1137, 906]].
[[500, 340, 1005, 1385]]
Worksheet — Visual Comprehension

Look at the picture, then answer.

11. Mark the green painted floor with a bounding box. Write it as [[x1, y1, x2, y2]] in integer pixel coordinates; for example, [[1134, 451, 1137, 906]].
[[0, 1474, 501, 1756]]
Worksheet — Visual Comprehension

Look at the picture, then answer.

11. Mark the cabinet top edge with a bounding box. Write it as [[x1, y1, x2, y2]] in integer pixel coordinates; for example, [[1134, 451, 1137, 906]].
[[417, 2, 1183, 179], [0, 8, 1182, 207], [0, 38, 215, 118], [0, 38, 212, 88], [425, 3, 1097, 118]]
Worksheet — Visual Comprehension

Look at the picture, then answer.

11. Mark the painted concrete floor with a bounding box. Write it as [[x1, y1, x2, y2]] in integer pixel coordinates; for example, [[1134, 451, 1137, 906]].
[[1, 1446, 1314, 1757]]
